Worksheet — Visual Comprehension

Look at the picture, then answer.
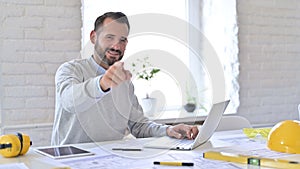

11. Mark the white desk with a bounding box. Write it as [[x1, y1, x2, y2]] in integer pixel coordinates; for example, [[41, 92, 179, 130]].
[[0, 130, 299, 169]]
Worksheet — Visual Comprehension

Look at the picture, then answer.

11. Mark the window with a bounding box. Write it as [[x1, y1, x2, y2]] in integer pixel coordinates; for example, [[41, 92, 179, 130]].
[[193, 0, 239, 114], [82, 0, 238, 122]]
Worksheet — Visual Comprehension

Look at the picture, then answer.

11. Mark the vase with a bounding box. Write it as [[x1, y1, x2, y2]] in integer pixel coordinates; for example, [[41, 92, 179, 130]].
[[140, 97, 157, 117], [183, 103, 196, 113]]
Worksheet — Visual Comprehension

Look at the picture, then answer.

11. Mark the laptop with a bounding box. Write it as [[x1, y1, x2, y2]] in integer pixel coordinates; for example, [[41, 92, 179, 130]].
[[143, 100, 230, 150]]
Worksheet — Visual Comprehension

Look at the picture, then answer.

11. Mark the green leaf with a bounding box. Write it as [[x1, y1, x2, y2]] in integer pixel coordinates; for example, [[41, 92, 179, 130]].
[[151, 68, 160, 74]]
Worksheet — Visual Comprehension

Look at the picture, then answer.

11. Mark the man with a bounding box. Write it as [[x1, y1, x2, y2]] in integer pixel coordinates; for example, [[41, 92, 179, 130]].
[[51, 12, 198, 145]]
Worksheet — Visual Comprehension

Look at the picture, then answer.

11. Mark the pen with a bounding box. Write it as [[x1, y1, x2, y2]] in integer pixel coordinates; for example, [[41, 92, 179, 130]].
[[153, 161, 194, 166], [112, 148, 142, 151], [203, 151, 300, 169]]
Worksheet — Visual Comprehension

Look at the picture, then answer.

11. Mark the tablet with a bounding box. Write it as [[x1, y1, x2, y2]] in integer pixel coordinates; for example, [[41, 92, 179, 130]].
[[34, 145, 94, 159]]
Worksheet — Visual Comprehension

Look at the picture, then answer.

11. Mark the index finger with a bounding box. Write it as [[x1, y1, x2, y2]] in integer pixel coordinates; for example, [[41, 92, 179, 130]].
[[111, 62, 127, 81], [191, 126, 199, 139], [113, 61, 124, 70]]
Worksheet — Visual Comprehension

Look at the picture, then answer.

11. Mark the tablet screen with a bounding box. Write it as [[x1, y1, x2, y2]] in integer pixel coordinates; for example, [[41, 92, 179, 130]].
[[35, 145, 94, 159]]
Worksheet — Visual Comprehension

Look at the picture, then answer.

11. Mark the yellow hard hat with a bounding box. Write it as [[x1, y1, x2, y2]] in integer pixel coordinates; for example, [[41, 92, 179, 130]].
[[267, 120, 300, 154]]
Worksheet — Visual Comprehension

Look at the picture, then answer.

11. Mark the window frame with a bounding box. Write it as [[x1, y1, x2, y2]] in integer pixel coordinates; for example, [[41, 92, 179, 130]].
[[81, 0, 238, 123]]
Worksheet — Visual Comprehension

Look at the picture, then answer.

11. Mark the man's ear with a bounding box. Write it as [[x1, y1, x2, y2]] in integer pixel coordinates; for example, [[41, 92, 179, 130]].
[[90, 30, 97, 44]]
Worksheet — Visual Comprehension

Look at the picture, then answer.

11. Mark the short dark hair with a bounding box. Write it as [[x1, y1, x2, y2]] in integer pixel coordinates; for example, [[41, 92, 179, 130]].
[[94, 12, 130, 32]]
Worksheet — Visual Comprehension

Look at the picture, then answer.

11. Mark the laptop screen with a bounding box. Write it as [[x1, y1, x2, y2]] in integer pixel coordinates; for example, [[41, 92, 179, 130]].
[[192, 100, 230, 149]]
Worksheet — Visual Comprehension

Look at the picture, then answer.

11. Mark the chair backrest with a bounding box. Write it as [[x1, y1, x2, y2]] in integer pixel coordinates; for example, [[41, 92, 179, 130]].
[[298, 104, 300, 120], [216, 115, 252, 131]]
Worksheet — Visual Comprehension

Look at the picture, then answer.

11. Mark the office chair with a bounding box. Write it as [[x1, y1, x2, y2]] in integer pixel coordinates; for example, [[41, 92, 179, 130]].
[[216, 115, 252, 131]]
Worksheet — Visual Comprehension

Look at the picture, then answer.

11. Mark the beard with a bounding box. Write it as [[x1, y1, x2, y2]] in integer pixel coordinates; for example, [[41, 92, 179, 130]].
[[95, 42, 123, 66]]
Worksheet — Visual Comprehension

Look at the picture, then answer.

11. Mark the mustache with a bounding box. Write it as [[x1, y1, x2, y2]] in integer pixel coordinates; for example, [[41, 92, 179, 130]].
[[106, 48, 122, 55]]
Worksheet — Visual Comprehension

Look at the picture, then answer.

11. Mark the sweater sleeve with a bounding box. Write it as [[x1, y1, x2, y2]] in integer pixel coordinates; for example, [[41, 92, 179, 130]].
[[55, 61, 109, 113]]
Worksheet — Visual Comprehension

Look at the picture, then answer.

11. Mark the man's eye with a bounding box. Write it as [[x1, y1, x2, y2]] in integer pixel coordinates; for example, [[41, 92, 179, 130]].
[[120, 38, 127, 43], [106, 36, 114, 40]]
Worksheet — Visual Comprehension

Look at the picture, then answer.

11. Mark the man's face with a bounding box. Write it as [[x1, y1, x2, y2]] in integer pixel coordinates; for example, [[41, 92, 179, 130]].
[[94, 18, 129, 66]]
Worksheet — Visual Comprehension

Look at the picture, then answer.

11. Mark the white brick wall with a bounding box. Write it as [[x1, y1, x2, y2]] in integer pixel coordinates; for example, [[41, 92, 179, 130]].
[[0, 0, 81, 146], [237, 0, 300, 126]]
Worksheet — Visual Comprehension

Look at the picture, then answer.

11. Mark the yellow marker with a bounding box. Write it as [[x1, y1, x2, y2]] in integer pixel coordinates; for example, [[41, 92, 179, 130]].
[[153, 161, 194, 166], [203, 151, 300, 169], [52, 167, 71, 169]]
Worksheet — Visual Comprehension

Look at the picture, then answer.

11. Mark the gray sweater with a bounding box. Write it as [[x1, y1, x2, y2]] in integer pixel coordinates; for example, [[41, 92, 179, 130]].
[[51, 56, 168, 145]]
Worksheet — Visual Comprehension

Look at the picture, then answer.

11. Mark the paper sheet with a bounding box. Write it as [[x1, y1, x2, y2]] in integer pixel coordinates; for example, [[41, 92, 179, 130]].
[[61, 154, 242, 169], [60, 147, 241, 169], [0, 163, 29, 169], [216, 134, 296, 159], [58, 134, 297, 169]]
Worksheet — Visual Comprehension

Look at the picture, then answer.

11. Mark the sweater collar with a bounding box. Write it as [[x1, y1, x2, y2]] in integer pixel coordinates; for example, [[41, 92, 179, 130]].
[[89, 55, 106, 75]]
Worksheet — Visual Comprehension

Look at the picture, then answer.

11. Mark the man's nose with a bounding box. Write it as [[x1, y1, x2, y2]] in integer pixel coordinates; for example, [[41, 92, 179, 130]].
[[111, 40, 122, 50]]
